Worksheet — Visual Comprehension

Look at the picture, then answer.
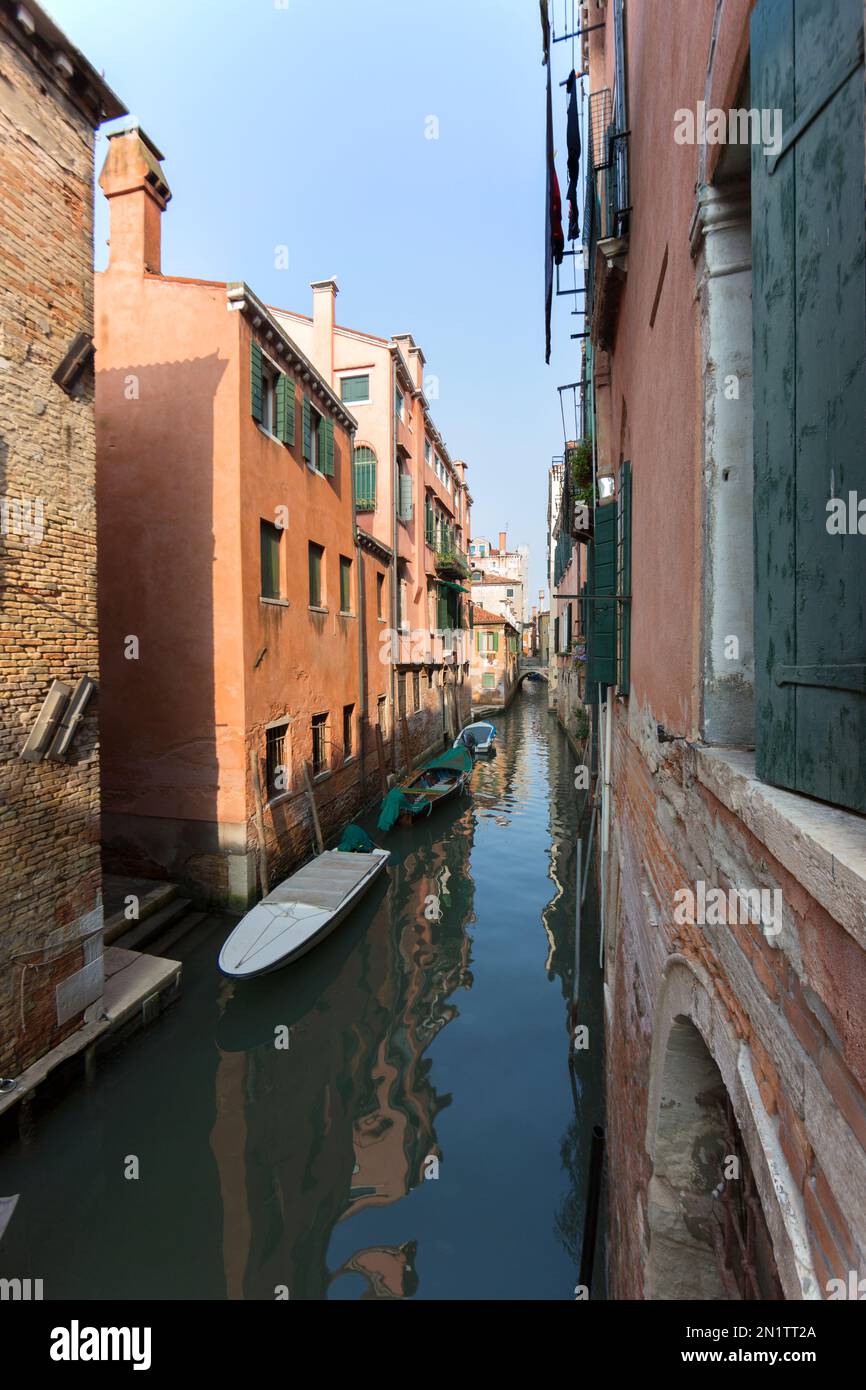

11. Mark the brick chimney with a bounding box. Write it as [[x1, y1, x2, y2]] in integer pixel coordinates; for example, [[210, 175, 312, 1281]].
[[311, 278, 338, 382], [499, 530, 507, 553], [99, 122, 170, 275]]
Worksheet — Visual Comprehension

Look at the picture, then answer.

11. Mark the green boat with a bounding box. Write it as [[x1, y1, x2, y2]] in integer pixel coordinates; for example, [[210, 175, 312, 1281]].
[[377, 745, 473, 831]]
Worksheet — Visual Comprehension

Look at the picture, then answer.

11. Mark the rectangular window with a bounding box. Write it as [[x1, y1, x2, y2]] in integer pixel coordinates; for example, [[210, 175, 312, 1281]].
[[340, 374, 370, 404], [265, 722, 289, 799], [377, 695, 388, 737], [398, 671, 406, 715], [427, 668, 433, 690], [412, 670, 420, 710], [376, 571, 385, 619], [339, 555, 352, 613], [353, 446, 376, 510], [395, 385, 404, 421], [260, 359, 277, 434], [399, 471, 413, 522], [483, 672, 496, 689], [305, 399, 322, 471], [309, 541, 324, 607], [312, 712, 328, 776], [260, 519, 281, 599], [343, 704, 354, 759], [506, 587, 514, 597], [425, 439, 431, 465]]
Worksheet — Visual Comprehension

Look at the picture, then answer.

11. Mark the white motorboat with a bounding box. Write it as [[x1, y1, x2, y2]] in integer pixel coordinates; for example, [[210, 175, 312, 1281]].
[[218, 847, 390, 979], [454, 720, 497, 756]]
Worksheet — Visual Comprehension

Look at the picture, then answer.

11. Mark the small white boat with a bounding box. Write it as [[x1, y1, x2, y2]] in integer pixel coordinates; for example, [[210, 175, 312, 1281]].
[[219, 847, 389, 979], [454, 720, 497, 756]]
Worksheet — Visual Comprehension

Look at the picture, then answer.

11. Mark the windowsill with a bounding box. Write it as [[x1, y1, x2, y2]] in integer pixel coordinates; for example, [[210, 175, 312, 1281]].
[[342, 755, 358, 768], [260, 596, 289, 607], [694, 746, 866, 950], [256, 423, 286, 447], [338, 610, 356, 619], [266, 789, 297, 810], [312, 769, 332, 785], [377, 617, 387, 624], [308, 604, 328, 615]]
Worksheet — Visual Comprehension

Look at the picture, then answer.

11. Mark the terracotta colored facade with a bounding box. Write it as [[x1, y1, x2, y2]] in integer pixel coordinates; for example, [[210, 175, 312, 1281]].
[[95, 128, 370, 908], [274, 290, 473, 767], [0, 3, 125, 1074], [554, 0, 866, 1300], [469, 606, 519, 710]]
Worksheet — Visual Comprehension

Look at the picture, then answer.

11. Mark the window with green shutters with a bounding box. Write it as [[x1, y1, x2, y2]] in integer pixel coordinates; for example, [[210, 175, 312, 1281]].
[[339, 555, 352, 613], [320, 414, 335, 477], [425, 496, 436, 546], [303, 396, 313, 463], [260, 520, 281, 599], [587, 500, 617, 687], [309, 542, 324, 608], [354, 446, 376, 510], [274, 373, 295, 447], [617, 460, 632, 695], [250, 342, 264, 424], [340, 374, 369, 404], [751, 0, 866, 812]]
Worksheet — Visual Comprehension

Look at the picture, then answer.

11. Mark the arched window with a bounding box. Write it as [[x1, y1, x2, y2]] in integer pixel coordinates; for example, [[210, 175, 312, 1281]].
[[354, 446, 376, 511]]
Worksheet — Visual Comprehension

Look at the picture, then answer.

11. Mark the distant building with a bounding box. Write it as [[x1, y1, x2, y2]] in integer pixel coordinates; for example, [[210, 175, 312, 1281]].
[[468, 531, 529, 622], [469, 606, 519, 710], [0, 2, 125, 1076]]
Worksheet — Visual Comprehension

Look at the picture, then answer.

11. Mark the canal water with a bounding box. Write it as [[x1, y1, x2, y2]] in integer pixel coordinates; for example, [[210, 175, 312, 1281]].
[[0, 682, 604, 1301]]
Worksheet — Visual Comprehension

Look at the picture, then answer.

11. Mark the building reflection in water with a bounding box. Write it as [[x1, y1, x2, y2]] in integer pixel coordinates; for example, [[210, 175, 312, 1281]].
[[210, 797, 476, 1300]]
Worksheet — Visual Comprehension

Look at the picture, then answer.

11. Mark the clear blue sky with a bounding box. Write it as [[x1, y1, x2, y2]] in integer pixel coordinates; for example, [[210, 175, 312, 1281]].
[[50, 0, 585, 603]]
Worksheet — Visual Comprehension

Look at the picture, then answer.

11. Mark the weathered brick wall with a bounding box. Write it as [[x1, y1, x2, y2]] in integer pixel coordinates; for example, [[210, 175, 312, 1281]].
[[605, 703, 866, 1299], [0, 37, 102, 1073]]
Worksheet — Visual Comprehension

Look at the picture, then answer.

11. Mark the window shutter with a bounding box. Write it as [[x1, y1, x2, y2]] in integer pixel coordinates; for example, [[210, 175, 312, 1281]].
[[321, 415, 335, 476], [400, 473, 413, 521], [278, 375, 295, 447], [751, 0, 866, 811], [250, 341, 263, 423], [492, 630, 500, 653], [302, 395, 312, 460], [617, 459, 632, 695], [274, 373, 287, 444], [587, 500, 617, 686], [353, 447, 376, 509]]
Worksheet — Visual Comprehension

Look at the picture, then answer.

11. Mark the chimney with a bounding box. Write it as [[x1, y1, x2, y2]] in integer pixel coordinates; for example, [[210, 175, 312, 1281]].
[[311, 278, 338, 382], [99, 122, 170, 275], [499, 530, 507, 554]]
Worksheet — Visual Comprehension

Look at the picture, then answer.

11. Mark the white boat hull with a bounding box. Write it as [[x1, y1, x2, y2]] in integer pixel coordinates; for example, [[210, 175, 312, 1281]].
[[219, 848, 389, 979]]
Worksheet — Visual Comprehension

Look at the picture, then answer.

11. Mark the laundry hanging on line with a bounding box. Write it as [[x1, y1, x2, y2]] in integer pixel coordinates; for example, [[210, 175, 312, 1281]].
[[566, 69, 581, 241], [545, 61, 564, 364]]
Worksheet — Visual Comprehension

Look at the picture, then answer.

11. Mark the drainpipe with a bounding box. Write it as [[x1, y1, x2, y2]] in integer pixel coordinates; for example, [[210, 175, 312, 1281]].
[[598, 682, 613, 968], [351, 423, 366, 795]]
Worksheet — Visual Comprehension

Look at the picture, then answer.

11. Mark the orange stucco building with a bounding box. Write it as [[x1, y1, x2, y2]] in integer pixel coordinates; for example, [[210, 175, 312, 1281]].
[[95, 125, 369, 907]]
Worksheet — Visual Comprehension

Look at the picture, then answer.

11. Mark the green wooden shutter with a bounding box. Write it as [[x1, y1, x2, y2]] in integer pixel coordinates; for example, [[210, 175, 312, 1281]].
[[321, 415, 335, 476], [284, 376, 296, 446], [274, 374, 287, 444], [752, 0, 866, 811], [491, 630, 499, 653], [588, 501, 617, 686], [302, 395, 312, 460], [617, 459, 632, 695], [353, 447, 376, 509], [250, 342, 263, 423], [400, 473, 413, 521]]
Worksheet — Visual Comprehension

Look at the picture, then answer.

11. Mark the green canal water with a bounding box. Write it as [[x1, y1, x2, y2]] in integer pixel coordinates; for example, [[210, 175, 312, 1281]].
[[0, 682, 604, 1301]]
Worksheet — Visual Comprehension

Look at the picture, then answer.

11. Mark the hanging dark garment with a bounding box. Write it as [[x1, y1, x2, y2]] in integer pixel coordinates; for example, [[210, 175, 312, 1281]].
[[566, 70, 581, 241], [545, 63, 564, 363]]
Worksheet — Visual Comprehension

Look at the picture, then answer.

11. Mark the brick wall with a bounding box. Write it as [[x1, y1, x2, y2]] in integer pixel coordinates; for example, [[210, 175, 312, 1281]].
[[0, 36, 103, 1074], [604, 704, 866, 1298]]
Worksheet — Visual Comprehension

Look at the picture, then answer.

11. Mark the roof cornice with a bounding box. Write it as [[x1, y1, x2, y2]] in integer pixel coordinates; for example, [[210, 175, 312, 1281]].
[[227, 282, 357, 431], [356, 527, 393, 563]]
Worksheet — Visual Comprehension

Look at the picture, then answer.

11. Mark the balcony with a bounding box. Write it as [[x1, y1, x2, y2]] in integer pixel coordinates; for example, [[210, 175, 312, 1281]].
[[584, 87, 630, 349], [434, 541, 469, 579]]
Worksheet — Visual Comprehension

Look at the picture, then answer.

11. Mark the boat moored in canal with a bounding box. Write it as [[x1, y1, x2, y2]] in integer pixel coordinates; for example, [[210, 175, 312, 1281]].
[[454, 720, 497, 757], [218, 840, 390, 979], [377, 745, 473, 831]]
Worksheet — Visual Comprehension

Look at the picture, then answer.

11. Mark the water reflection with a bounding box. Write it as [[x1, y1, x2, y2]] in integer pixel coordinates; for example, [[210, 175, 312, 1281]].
[[0, 684, 603, 1301]]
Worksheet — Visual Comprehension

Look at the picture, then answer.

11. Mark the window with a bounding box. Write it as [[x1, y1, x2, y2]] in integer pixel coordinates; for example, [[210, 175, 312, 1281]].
[[266, 722, 290, 799], [342, 704, 354, 759], [377, 695, 388, 737], [427, 668, 433, 690], [306, 399, 321, 471], [312, 713, 328, 775], [506, 588, 514, 597], [472, 570, 482, 582], [397, 671, 406, 715], [341, 374, 370, 404], [261, 359, 277, 434], [469, 544, 476, 555], [395, 385, 404, 421], [412, 670, 420, 711], [425, 495, 436, 546], [260, 520, 281, 599], [399, 471, 413, 522], [354, 445, 376, 510], [617, 460, 632, 695], [476, 629, 499, 654], [309, 542, 324, 607], [376, 571, 385, 619], [425, 439, 431, 465], [339, 555, 352, 614], [483, 672, 496, 690]]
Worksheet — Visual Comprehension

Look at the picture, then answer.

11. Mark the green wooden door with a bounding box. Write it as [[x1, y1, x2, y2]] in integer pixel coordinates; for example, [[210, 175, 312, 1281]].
[[752, 0, 866, 811]]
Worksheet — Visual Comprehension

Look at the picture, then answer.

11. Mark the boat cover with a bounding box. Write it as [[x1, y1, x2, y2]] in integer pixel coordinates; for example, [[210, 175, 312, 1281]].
[[338, 823, 376, 853], [377, 787, 431, 832], [425, 746, 474, 774]]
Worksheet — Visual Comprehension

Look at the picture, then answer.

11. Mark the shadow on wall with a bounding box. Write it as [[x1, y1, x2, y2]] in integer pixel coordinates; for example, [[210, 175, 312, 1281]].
[[96, 354, 227, 899]]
